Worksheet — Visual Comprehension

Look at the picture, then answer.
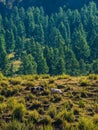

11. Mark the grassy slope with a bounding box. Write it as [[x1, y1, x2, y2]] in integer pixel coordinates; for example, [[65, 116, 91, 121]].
[[0, 74, 98, 129]]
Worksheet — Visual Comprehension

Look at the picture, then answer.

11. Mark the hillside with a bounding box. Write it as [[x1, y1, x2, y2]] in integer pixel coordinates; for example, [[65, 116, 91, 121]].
[[0, 74, 98, 129], [0, 0, 98, 14], [0, 1, 98, 76]]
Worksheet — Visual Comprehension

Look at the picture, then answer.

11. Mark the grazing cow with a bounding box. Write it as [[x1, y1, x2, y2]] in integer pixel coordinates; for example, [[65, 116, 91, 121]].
[[31, 86, 44, 93], [51, 88, 63, 94]]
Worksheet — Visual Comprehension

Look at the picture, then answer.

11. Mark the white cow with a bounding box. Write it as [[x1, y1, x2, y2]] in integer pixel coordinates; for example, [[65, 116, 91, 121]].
[[51, 88, 63, 94]]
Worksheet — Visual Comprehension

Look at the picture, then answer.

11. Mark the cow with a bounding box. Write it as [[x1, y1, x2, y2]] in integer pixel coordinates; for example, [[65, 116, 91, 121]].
[[51, 88, 63, 94], [31, 86, 44, 93]]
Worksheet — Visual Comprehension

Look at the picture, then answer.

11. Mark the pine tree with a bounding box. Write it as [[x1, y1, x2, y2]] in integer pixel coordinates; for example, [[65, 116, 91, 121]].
[[0, 35, 8, 74], [19, 53, 37, 75], [57, 57, 66, 75], [92, 60, 98, 74], [5, 30, 15, 53], [33, 24, 44, 44], [65, 49, 79, 75], [72, 24, 90, 60], [37, 56, 49, 74]]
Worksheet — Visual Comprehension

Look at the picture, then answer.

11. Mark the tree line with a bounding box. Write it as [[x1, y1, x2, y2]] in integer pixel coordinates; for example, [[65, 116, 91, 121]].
[[0, 1, 98, 76]]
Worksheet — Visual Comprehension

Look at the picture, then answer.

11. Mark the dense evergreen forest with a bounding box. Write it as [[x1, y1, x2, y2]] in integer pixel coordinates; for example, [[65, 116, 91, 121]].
[[0, 0, 98, 76]]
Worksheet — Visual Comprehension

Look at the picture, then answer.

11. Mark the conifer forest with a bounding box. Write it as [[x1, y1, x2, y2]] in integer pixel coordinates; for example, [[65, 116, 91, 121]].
[[0, 1, 98, 130]]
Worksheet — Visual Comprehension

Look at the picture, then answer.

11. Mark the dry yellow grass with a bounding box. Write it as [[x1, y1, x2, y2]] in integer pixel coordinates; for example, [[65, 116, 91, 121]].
[[0, 74, 98, 129]]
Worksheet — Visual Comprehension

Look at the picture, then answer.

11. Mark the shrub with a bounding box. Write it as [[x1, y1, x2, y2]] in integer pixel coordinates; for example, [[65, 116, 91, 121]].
[[38, 107, 44, 114], [25, 93, 35, 101], [57, 75, 70, 79], [9, 78, 21, 85], [6, 120, 27, 130], [28, 110, 40, 123], [1, 88, 17, 97], [39, 80, 48, 87], [0, 95, 5, 103], [93, 115, 98, 124], [80, 80, 88, 86], [0, 120, 7, 130], [40, 115, 52, 125], [0, 104, 3, 114], [57, 110, 75, 122], [41, 97, 49, 104], [63, 100, 73, 110], [57, 84, 65, 89], [42, 89, 50, 96], [40, 74, 50, 79], [43, 125, 54, 130], [73, 108, 79, 115], [0, 72, 5, 80], [12, 104, 26, 121], [64, 86, 71, 92], [79, 100, 85, 108], [22, 81, 35, 87], [88, 74, 98, 80], [0, 81, 8, 87], [48, 105, 57, 118], [7, 98, 17, 110], [78, 117, 95, 130], [0, 103, 6, 114], [52, 95, 62, 103], [29, 100, 42, 110], [49, 78, 55, 84], [64, 111, 75, 122], [54, 118, 64, 126], [81, 90, 87, 98], [94, 104, 98, 113]]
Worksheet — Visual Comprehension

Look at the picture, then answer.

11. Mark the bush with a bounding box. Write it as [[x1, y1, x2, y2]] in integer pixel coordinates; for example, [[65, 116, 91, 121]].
[[93, 115, 98, 124], [29, 100, 42, 110], [64, 111, 75, 122], [6, 120, 27, 130], [0, 95, 5, 103], [0, 103, 6, 114], [41, 97, 49, 104], [73, 108, 79, 115], [63, 100, 73, 110], [57, 110, 75, 122], [9, 78, 21, 85], [0, 120, 7, 130], [78, 117, 95, 130], [0, 81, 8, 87], [28, 110, 40, 123], [57, 75, 70, 80], [0, 104, 3, 114], [80, 80, 88, 86], [38, 107, 45, 115], [94, 104, 98, 113], [81, 90, 87, 98], [25, 93, 35, 101], [42, 125, 54, 130], [48, 105, 57, 118], [22, 81, 35, 87], [79, 100, 85, 108], [88, 74, 98, 80], [51, 95, 62, 103], [40, 115, 52, 125], [7, 98, 17, 110], [54, 118, 64, 126], [12, 104, 26, 121], [57, 84, 65, 89], [0, 72, 5, 80], [49, 78, 55, 84], [1, 88, 17, 97]]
